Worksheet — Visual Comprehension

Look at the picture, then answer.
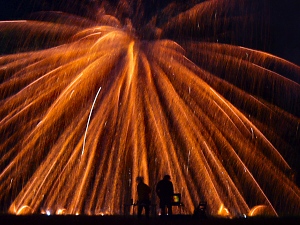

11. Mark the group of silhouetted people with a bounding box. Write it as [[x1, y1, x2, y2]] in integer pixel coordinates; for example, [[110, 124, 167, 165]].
[[136, 174, 174, 218]]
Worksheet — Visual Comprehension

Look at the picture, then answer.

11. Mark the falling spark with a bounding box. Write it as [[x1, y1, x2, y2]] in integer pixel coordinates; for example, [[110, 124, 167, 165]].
[[82, 86, 102, 156]]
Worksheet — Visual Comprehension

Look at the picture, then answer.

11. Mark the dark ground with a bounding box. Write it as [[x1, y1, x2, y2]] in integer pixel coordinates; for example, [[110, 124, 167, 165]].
[[0, 215, 300, 225]]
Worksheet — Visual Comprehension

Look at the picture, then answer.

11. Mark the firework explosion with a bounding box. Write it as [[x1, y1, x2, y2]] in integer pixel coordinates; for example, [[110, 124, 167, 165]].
[[0, 0, 300, 217]]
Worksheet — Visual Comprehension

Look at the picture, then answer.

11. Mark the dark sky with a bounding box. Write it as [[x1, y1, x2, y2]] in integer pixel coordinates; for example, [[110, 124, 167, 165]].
[[0, 0, 299, 65], [268, 1, 300, 66]]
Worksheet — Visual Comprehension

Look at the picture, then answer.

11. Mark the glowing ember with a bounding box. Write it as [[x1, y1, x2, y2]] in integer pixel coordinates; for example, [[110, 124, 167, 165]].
[[0, 0, 300, 217]]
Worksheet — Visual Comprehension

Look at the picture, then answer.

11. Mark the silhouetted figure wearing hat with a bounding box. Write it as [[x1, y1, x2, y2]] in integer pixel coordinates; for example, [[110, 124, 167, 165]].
[[156, 175, 174, 216]]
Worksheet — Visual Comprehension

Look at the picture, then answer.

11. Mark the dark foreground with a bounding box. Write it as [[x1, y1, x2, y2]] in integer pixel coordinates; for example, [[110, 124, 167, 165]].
[[1, 215, 300, 225]]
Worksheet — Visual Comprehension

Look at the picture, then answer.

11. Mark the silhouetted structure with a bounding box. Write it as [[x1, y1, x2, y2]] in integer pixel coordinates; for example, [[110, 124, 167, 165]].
[[193, 201, 207, 219]]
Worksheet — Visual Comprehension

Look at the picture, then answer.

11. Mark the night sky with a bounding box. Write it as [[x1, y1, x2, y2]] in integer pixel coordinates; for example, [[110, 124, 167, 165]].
[[268, 1, 300, 66], [0, 0, 299, 65]]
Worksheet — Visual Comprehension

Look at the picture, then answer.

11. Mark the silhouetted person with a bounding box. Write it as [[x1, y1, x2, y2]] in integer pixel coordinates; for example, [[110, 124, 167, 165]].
[[136, 176, 151, 218], [156, 175, 174, 216]]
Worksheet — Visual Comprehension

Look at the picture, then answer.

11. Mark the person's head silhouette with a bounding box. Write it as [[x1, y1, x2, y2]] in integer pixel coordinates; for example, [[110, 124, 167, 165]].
[[136, 176, 144, 183], [163, 175, 171, 181]]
